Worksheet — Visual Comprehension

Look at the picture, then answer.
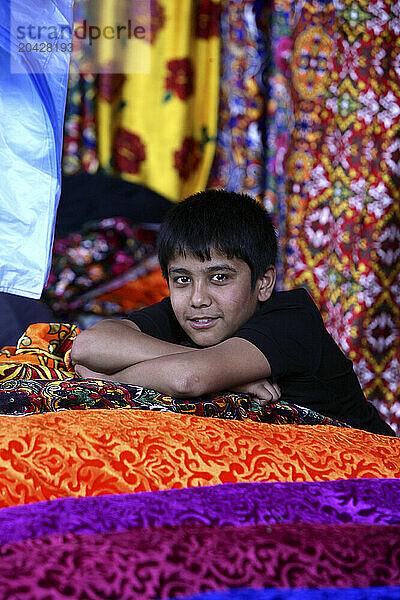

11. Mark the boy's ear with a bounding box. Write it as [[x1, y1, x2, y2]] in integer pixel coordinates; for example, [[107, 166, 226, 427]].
[[257, 267, 276, 302]]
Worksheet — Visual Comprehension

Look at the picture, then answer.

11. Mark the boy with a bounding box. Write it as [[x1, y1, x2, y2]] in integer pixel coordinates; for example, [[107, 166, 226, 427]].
[[72, 190, 395, 436]]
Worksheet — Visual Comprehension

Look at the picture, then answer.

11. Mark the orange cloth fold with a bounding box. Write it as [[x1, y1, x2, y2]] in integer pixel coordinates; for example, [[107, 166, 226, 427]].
[[0, 323, 80, 380], [96, 267, 169, 312]]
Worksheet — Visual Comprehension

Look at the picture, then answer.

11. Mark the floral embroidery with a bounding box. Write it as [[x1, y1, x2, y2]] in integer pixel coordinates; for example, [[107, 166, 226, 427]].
[[113, 129, 146, 174], [165, 58, 194, 101]]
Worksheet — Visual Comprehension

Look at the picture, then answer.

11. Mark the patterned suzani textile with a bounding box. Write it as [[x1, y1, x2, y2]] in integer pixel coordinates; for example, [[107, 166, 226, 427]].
[[209, 1, 400, 435], [282, 1, 400, 434]]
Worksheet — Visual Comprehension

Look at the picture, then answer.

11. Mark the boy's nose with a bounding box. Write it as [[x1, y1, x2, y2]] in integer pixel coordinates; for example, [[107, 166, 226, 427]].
[[190, 282, 212, 307]]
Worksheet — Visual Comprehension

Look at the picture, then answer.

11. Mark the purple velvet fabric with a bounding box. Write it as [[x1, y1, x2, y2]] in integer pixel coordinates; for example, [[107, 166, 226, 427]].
[[0, 522, 399, 598], [0, 478, 399, 545]]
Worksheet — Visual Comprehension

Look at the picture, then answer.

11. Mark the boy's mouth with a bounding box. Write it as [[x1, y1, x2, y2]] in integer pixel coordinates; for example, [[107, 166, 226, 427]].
[[188, 317, 220, 329]]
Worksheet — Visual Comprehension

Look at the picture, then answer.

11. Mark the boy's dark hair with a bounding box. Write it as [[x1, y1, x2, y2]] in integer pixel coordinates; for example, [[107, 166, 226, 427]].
[[158, 189, 277, 289]]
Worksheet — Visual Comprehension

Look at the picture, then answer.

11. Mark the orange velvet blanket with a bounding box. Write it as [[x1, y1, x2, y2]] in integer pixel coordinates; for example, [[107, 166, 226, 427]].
[[0, 409, 399, 509]]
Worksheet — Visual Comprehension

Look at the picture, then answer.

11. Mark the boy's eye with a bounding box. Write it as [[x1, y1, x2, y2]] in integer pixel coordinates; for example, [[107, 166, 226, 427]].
[[211, 273, 229, 282], [173, 276, 191, 285]]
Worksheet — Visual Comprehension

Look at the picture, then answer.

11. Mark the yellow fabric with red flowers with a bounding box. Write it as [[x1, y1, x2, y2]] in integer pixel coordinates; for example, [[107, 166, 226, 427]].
[[97, 0, 220, 202]]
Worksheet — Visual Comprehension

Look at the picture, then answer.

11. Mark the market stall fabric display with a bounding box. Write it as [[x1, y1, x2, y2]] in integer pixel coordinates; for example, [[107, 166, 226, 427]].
[[0, 323, 399, 597]]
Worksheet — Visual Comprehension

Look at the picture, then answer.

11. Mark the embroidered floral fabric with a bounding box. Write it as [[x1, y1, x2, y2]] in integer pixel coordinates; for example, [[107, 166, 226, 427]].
[[0, 377, 349, 429]]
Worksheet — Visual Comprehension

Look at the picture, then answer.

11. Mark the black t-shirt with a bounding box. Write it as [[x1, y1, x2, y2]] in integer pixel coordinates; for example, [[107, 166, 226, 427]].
[[128, 289, 395, 436]]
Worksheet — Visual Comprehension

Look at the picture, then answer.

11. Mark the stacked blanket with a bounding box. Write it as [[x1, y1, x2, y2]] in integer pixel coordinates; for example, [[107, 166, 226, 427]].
[[0, 324, 399, 598]]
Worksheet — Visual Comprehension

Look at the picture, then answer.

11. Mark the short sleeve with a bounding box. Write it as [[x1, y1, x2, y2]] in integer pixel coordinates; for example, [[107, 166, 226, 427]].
[[127, 297, 177, 343], [235, 305, 322, 380]]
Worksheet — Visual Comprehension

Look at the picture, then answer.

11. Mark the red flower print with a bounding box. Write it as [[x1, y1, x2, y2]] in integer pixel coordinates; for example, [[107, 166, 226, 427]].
[[174, 138, 201, 180], [165, 58, 194, 101], [131, 0, 166, 45], [196, 0, 220, 39], [113, 129, 146, 175], [99, 73, 126, 103]]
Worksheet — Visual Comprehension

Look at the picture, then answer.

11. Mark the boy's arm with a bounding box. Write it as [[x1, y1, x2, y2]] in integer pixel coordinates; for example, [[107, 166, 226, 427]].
[[75, 337, 272, 398], [71, 318, 198, 374]]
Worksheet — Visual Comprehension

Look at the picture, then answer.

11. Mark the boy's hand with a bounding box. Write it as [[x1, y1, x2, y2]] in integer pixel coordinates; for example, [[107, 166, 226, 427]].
[[232, 379, 281, 406]]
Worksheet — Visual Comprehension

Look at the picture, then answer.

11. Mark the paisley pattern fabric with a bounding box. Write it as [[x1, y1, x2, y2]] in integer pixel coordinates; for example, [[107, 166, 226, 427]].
[[0, 377, 349, 429], [0, 409, 399, 508], [0, 323, 79, 381], [0, 522, 399, 598]]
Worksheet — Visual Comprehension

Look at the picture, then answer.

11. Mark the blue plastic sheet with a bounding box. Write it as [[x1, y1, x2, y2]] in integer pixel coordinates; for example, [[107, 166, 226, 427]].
[[0, 0, 73, 298]]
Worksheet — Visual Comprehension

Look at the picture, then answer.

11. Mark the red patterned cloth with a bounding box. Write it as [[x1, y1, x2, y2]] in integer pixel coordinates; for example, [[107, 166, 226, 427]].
[[283, 0, 400, 434], [0, 523, 399, 597]]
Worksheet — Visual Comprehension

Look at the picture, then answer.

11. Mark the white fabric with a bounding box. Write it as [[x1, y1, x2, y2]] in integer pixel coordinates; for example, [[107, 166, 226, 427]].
[[0, 0, 73, 298]]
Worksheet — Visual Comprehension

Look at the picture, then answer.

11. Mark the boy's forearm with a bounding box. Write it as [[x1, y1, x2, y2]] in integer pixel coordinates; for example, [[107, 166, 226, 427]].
[[71, 319, 197, 373], [76, 353, 200, 397], [75, 335, 272, 399]]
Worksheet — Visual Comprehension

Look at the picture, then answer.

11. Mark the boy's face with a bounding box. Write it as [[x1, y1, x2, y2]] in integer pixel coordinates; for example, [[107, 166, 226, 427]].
[[168, 250, 271, 347]]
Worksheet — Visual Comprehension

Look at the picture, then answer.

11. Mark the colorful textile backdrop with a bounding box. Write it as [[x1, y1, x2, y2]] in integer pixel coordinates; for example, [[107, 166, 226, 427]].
[[0, 324, 400, 597], [282, 0, 400, 433], [208, 0, 400, 435]]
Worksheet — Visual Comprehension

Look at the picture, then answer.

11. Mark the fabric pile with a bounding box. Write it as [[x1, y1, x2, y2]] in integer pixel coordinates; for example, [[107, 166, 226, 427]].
[[42, 217, 168, 318], [0, 323, 399, 597], [0, 406, 398, 598], [62, 0, 400, 435]]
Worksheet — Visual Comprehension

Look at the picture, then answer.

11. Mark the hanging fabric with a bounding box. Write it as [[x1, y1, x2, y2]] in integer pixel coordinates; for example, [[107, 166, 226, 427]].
[[283, 0, 400, 430], [96, 0, 221, 202], [0, 0, 73, 299]]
